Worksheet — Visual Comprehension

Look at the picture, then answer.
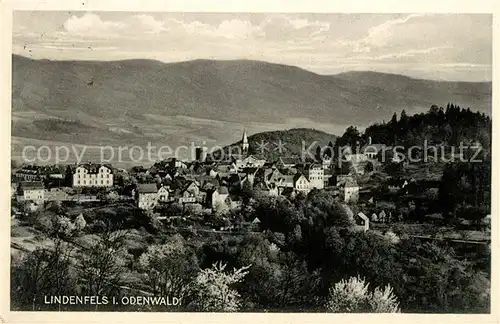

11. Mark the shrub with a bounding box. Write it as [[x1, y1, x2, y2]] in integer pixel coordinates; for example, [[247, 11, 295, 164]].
[[325, 276, 400, 313]]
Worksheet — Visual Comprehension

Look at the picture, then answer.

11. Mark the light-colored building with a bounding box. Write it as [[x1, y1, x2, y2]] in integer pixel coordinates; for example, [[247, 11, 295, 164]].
[[73, 164, 113, 187], [157, 185, 170, 203], [136, 183, 159, 210], [293, 173, 311, 194], [242, 129, 249, 154], [303, 164, 324, 189], [177, 181, 200, 203], [354, 212, 370, 232], [210, 186, 230, 208], [20, 181, 45, 204], [362, 137, 387, 160], [236, 155, 267, 170], [341, 178, 359, 203]]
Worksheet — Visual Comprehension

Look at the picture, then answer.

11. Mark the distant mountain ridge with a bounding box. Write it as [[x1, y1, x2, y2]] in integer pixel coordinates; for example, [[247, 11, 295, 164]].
[[11, 54, 492, 161]]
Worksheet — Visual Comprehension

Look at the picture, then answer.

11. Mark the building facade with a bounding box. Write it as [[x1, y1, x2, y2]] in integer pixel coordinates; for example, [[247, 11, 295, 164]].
[[303, 164, 324, 189], [20, 181, 45, 204], [73, 164, 113, 187]]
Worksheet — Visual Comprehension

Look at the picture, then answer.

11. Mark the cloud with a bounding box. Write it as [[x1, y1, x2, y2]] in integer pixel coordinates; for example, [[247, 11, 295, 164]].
[[260, 15, 331, 41], [333, 14, 430, 54], [287, 18, 330, 36], [167, 18, 262, 40], [132, 14, 168, 34], [62, 13, 169, 38], [363, 14, 428, 47], [63, 13, 125, 36], [355, 46, 449, 62]]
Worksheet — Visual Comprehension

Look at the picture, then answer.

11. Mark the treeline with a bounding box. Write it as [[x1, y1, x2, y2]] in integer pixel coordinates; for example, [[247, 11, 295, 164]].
[[439, 161, 491, 219], [334, 103, 491, 151]]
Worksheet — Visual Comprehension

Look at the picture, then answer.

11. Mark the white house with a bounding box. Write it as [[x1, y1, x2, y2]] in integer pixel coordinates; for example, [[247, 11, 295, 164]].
[[303, 164, 324, 189], [236, 155, 267, 170], [355, 212, 370, 232], [20, 181, 45, 204], [73, 163, 113, 187], [157, 185, 170, 203], [210, 186, 230, 208], [293, 173, 311, 195], [341, 178, 359, 203], [136, 183, 159, 210]]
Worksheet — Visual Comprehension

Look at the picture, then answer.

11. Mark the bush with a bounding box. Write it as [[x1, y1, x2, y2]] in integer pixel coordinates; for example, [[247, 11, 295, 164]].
[[325, 276, 400, 313]]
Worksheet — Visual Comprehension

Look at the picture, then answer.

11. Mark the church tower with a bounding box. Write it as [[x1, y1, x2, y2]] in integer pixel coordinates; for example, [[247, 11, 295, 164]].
[[242, 128, 249, 154]]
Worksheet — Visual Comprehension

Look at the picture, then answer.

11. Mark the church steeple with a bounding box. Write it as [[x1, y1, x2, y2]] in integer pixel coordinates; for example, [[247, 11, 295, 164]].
[[242, 128, 249, 153]]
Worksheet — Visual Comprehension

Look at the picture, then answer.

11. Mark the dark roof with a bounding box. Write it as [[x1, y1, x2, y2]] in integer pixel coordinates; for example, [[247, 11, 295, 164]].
[[293, 173, 309, 183], [242, 167, 259, 174], [279, 157, 298, 165], [20, 181, 44, 190], [281, 187, 295, 196], [137, 183, 158, 193]]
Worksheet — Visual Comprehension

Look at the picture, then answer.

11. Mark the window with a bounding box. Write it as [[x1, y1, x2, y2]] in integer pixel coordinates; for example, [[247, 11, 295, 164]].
[[101, 180, 103, 184]]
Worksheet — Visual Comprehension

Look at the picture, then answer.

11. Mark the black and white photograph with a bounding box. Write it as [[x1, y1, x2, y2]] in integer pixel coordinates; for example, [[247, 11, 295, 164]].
[[4, 3, 496, 318]]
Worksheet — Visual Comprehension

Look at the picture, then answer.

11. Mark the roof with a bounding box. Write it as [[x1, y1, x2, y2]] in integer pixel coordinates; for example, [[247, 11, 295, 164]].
[[279, 157, 298, 165], [281, 187, 295, 196], [357, 212, 369, 222], [21, 181, 44, 190], [293, 173, 309, 183], [137, 183, 158, 193], [242, 167, 259, 174], [217, 186, 229, 195], [298, 162, 322, 170], [76, 163, 113, 174]]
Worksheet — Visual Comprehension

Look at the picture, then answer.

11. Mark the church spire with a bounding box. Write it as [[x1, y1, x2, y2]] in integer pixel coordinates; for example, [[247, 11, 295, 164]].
[[242, 128, 249, 153]]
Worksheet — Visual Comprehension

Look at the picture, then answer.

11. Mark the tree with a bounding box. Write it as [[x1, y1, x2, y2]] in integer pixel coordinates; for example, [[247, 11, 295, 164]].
[[74, 214, 87, 233], [75, 229, 129, 302], [188, 262, 251, 312], [11, 241, 75, 310], [325, 276, 400, 313], [138, 235, 199, 302]]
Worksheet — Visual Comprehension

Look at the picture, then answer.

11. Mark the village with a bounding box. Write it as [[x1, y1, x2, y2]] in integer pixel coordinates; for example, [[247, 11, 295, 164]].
[[12, 129, 446, 235]]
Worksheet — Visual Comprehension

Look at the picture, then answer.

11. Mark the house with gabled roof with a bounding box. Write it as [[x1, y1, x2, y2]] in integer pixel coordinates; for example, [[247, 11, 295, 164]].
[[209, 185, 230, 209], [176, 181, 200, 204], [236, 155, 267, 170], [293, 173, 311, 194]]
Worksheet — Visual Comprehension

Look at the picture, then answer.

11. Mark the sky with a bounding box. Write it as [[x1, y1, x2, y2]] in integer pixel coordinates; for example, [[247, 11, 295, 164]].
[[12, 11, 492, 81]]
